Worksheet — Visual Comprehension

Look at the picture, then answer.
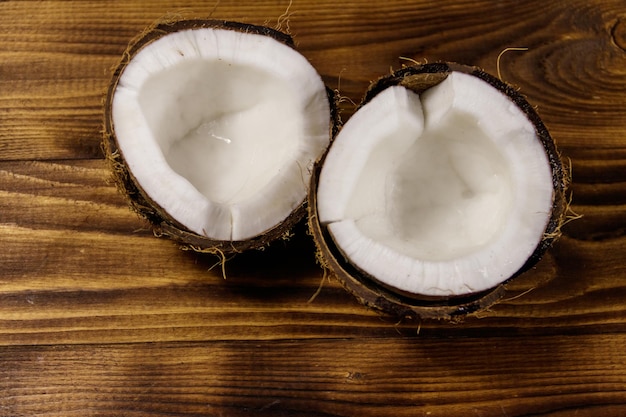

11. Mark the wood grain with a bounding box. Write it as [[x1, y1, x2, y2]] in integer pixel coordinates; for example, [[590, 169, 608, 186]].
[[2, 336, 626, 417], [1, 0, 626, 415]]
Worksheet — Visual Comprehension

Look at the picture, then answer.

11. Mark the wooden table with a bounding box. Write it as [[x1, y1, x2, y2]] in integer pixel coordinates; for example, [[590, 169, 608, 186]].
[[2, 1, 626, 415]]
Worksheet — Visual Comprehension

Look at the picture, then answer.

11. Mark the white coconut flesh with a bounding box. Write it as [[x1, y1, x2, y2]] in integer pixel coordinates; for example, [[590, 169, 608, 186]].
[[317, 72, 554, 297], [112, 27, 330, 241]]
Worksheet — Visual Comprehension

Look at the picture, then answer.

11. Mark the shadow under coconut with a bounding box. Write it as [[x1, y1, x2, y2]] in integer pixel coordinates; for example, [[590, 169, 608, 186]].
[[181, 220, 325, 303]]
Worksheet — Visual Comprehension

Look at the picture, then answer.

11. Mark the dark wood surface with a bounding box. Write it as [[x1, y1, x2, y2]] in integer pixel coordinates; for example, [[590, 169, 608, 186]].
[[1, 1, 626, 415]]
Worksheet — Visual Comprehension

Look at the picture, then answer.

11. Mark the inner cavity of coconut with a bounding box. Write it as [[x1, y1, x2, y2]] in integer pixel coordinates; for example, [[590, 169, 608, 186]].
[[111, 28, 330, 241], [138, 59, 300, 205], [317, 72, 553, 296]]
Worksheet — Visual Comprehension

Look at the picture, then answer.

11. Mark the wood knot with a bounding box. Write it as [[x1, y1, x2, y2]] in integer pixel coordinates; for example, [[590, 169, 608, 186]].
[[611, 18, 626, 52], [346, 371, 364, 383]]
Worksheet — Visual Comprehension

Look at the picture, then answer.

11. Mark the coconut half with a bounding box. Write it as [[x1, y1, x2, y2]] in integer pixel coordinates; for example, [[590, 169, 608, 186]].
[[310, 63, 567, 319], [103, 20, 335, 252]]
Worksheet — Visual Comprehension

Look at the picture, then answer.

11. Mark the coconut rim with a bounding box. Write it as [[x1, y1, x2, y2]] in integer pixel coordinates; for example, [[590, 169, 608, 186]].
[[103, 19, 339, 253], [308, 62, 567, 320]]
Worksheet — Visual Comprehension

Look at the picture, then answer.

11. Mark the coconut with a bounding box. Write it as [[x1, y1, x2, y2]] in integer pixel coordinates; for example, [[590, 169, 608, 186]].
[[309, 63, 567, 320], [103, 20, 336, 253]]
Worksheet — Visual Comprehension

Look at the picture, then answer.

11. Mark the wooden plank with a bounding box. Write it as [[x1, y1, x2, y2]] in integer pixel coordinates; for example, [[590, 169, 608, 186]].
[[1, 0, 625, 159], [1, 217, 626, 344], [0, 160, 139, 233], [1, 336, 626, 416]]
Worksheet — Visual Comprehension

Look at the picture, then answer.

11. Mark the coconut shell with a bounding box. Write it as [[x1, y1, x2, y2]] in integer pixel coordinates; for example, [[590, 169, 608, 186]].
[[103, 19, 339, 254], [308, 62, 568, 321]]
